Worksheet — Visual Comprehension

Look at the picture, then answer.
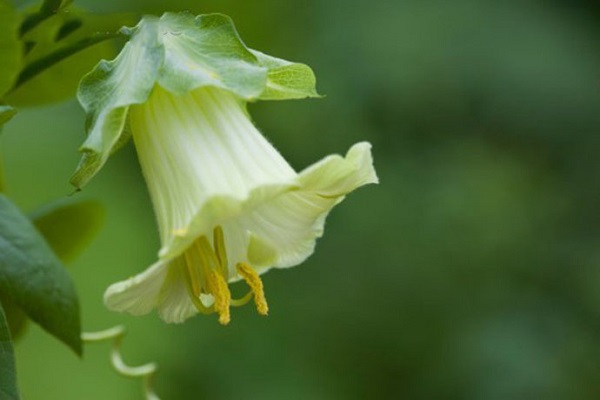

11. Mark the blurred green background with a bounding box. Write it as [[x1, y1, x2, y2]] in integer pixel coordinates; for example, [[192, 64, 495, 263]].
[[4, 0, 600, 398]]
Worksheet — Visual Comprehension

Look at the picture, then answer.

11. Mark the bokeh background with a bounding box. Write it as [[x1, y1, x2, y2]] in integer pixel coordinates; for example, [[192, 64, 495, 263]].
[[4, 0, 600, 398]]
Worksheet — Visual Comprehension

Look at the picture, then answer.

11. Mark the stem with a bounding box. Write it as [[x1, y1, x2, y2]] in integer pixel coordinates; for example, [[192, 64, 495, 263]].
[[11, 32, 123, 91], [20, 0, 67, 37], [82, 326, 160, 400]]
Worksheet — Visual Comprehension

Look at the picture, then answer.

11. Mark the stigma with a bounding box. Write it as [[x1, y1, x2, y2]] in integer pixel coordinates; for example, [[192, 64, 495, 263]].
[[181, 226, 268, 324]]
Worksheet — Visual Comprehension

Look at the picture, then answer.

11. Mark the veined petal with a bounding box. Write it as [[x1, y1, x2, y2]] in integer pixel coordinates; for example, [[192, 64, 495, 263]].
[[156, 258, 197, 323], [104, 255, 204, 323], [159, 181, 298, 262], [130, 85, 298, 250], [232, 142, 378, 269], [104, 259, 168, 316], [298, 142, 379, 196]]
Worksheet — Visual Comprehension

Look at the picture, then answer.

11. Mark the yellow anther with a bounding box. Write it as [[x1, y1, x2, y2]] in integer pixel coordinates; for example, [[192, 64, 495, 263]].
[[209, 270, 231, 325], [236, 262, 269, 316], [182, 229, 266, 324]]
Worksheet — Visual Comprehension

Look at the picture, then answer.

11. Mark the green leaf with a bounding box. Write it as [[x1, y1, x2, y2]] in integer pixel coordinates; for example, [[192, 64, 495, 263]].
[[6, 9, 136, 107], [251, 50, 320, 100], [0, 195, 81, 355], [72, 12, 319, 189], [0, 200, 103, 342], [0, 301, 20, 400], [0, 295, 26, 341], [0, 0, 22, 98], [30, 199, 105, 264]]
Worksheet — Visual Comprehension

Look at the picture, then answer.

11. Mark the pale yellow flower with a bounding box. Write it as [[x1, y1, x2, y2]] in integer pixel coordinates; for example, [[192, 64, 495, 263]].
[[104, 85, 377, 324]]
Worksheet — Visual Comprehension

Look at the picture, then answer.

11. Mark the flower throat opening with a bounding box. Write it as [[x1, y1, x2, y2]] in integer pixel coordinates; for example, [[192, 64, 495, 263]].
[[182, 226, 269, 325]]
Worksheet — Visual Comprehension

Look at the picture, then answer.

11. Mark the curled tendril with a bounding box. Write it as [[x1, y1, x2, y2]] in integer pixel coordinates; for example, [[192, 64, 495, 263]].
[[82, 326, 159, 400]]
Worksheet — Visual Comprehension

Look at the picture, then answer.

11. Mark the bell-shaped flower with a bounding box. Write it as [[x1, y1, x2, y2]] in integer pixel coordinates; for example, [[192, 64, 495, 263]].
[[72, 12, 378, 324]]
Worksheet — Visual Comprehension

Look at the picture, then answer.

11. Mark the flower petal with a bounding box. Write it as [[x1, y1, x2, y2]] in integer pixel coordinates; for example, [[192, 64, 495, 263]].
[[298, 142, 379, 196], [238, 142, 378, 269], [104, 257, 201, 323], [103, 259, 168, 316], [159, 181, 298, 262], [156, 258, 197, 323], [131, 85, 299, 255]]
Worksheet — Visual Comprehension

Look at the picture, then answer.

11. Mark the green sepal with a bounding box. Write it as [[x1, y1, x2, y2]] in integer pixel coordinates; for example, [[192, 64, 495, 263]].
[[70, 16, 162, 189], [0, 0, 22, 99], [0, 301, 20, 400], [250, 50, 320, 100], [30, 198, 105, 264], [72, 12, 319, 189], [157, 13, 266, 98], [0, 195, 82, 356]]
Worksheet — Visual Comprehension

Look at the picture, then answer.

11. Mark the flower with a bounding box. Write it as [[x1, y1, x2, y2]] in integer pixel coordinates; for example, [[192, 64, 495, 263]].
[[103, 85, 378, 324], [70, 12, 378, 324]]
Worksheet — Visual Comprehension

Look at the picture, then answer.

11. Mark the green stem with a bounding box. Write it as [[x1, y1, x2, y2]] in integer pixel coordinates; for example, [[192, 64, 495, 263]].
[[11, 32, 123, 91], [20, 0, 67, 37]]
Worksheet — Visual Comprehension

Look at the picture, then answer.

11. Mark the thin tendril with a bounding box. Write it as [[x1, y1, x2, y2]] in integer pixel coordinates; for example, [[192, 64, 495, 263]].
[[82, 326, 160, 400]]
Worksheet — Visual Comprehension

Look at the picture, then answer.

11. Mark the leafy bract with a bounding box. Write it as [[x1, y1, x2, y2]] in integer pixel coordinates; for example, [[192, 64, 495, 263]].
[[0, 195, 81, 355], [70, 16, 162, 189], [0, 302, 19, 400], [72, 12, 319, 189], [250, 50, 319, 100], [157, 13, 266, 98]]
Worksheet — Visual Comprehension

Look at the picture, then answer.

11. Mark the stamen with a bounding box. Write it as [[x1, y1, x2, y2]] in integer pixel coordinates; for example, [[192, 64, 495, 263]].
[[236, 262, 269, 316], [183, 252, 201, 297], [198, 236, 221, 272], [213, 226, 228, 277], [209, 270, 231, 325], [181, 230, 241, 323], [182, 260, 214, 315]]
